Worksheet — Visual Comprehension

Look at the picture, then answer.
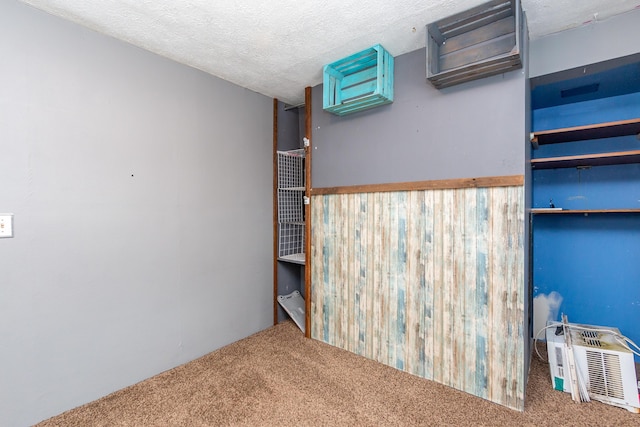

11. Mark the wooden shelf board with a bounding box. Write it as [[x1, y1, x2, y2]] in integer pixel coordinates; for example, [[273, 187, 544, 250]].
[[531, 118, 640, 146], [278, 253, 306, 265], [279, 187, 305, 191], [531, 208, 640, 215], [531, 150, 640, 169]]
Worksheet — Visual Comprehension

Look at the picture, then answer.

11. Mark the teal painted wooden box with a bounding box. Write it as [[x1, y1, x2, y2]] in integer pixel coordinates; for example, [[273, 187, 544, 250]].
[[323, 44, 394, 116]]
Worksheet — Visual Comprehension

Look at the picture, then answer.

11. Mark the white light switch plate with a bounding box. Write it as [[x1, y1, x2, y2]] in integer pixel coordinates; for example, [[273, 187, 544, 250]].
[[0, 214, 14, 238]]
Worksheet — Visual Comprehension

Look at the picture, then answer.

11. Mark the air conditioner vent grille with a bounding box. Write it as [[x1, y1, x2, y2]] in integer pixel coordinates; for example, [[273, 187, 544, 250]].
[[579, 330, 603, 347], [586, 350, 624, 400]]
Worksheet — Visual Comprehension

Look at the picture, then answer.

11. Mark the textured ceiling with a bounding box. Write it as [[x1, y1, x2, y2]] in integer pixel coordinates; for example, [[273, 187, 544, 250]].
[[18, 0, 640, 104]]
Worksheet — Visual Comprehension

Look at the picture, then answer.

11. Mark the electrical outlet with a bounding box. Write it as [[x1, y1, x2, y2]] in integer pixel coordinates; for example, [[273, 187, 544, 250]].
[[0, 214, 14, 238]]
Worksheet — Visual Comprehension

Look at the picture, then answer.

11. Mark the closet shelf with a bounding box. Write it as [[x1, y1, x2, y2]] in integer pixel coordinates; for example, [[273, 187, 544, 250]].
[[530, 118, 640, 147], [278, 253, 305, 265], [531, 150, 640, 169]]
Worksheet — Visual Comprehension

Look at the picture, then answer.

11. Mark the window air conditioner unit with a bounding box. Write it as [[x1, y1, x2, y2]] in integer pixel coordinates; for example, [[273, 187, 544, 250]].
[[546, 321, 640, 413]]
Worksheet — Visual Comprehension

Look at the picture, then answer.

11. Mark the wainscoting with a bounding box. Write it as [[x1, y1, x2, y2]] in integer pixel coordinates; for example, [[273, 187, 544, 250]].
[[310, 182, 525, 410]]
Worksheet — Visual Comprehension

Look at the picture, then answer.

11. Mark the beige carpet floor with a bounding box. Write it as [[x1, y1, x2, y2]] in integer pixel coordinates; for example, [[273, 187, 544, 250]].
[[37, 320, 639, 426]]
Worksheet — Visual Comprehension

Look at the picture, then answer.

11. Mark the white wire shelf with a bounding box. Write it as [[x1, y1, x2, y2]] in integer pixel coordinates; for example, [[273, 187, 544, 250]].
[[278, 253, 305, 265], [277, 150, 305, 189], [277, 190, 305, 223], [278, 222, 304, 261], [277, 149, 306, 261]]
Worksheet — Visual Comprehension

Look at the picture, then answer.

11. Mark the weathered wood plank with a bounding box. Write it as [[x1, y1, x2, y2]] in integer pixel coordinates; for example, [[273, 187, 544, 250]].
[[452, 188, 465, 391], [474, 187, 489, 399], [388, 192, 398, 368], [345, 193, 355, 353], [489, 186, 507, 404], [405, 190, 422, 376], [365, 192, 376, 361], [463, 188, 478, 394], [440, 188, 454, 387], [378, 191, 390, 366], [395, 191, 408, 370], [423, 189, 435, 380], [353, 193, 365, 355]]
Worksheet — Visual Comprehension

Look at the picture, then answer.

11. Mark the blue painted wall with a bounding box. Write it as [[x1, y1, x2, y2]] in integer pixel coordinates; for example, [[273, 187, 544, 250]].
[[531, 91, 640, 361]]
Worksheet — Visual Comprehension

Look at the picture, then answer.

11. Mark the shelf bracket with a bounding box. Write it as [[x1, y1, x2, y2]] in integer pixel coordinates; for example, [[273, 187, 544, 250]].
[[530, 132, 539, 150]]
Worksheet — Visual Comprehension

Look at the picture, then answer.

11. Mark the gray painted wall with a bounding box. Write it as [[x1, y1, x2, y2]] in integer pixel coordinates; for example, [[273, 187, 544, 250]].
[[529, 8, 640, 78], [311, 48, 527, 188], [0, 2, 272, 425]]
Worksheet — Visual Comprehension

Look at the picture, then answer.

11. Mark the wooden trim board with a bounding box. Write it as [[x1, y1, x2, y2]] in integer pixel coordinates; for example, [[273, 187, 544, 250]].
[[311, 175, 524, 196], [272, 98, 279, 325], [304, 86, 312, 339]]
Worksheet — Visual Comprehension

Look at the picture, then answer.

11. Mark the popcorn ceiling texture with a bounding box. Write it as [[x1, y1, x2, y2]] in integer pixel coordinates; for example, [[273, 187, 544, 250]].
[[18, 0, 640, 104]]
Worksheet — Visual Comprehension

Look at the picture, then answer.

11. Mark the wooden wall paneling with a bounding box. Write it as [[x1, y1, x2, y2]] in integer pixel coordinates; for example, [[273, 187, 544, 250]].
[[395, 191, 408, 370], [327, 195, 335, 344], [364, 192, 376, 361], [507, 185, 521, 406], [345, 193, 355, 354], [452, 188, 465, 392], [501, 186, 514, 406], [388, 191, 399, 369], [310, 183, 525, 410]]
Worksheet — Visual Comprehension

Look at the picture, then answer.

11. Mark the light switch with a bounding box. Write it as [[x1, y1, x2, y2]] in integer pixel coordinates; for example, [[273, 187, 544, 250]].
[[0, 214, 14, 238]]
